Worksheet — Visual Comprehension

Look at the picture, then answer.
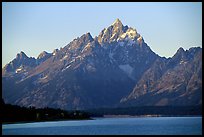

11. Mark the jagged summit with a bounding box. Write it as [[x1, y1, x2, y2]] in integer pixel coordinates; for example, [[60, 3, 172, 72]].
[[52, 49, 59, 55], [112, 18, 123, 26], [16, 51, 28, 59], [85, 32, 92, 37], [37, 51, 50, 59], [81, 32, 94, 42], [173, 47, 186, 58], [97, 18, 142, 45], [177, 47, 185, 52]]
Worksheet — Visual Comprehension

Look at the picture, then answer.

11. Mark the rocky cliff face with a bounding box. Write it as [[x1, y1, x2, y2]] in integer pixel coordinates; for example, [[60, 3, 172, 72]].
[[120, 47, 202, 107], [2, 19, 202, 110]]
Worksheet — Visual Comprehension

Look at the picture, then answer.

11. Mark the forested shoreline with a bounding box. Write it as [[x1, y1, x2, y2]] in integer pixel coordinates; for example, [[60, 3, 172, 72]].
[[2, 99, 91, 124], [2, 98, 201, 124]]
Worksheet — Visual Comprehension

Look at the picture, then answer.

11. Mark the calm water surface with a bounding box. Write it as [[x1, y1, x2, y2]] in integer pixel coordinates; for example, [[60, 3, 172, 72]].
[[2, 117, 202, 135]]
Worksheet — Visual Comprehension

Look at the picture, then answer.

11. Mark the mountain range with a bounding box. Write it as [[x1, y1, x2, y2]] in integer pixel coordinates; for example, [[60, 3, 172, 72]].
[[2, 19, 202, 110]]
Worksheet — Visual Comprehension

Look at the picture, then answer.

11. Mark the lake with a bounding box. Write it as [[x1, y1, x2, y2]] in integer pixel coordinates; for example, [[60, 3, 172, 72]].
[[2, 117, 202, 135]]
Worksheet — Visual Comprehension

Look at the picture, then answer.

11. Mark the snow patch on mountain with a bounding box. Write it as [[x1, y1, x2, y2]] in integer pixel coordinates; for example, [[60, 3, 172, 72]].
[[137, 36, 143, 45], [70, 59, 76, 64], [120, 28, 137, 40], [15, 68, 23, 73], [60, 55, 69, 61], [40, 75, 48, 80], [62, 65, 71, 72], [179, 60, 187, 65], [110, 33, 117, 41], [81, 43, 91, 53], [15, 65, 25, 73], [119, 64, 134, 79]]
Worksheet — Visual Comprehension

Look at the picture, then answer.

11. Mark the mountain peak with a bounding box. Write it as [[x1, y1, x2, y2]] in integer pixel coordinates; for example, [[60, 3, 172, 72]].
[[79, 32, 94, 43], [52, 49, 59, 55], [170, 47, 187, 63], [16, 51, 28, 59], [174, 47, 186, 57], [37, 51, 50, 59], [112, 18, 123, 26], [177, 47, 185, 52], [111, 18, 124, 31], [85, 32, 93, 39], [98, 19, 126, 43], [20, 51, 26, 55]]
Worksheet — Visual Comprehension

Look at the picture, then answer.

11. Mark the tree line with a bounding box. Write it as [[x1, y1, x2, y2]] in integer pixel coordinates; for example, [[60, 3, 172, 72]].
[[1, 99, 91, 123], [85, 105, 202, 117]]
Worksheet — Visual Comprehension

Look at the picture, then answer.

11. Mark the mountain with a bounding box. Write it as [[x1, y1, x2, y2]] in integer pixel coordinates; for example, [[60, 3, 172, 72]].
[[120, 47, 202, 107], [2, 19, 202, 110], [37, 51, 52, 64], [2, 51, 37, 76]]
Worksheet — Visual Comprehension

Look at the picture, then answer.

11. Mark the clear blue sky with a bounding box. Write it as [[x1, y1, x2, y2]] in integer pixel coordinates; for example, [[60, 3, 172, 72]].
[[2, 2, 202, 67]]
